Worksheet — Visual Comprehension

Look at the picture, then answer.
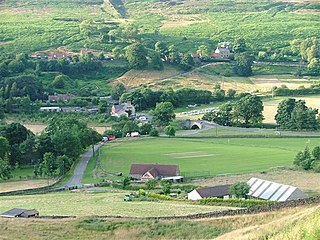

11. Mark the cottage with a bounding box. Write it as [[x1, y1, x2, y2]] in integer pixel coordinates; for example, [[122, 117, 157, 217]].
[[211, 47, 230, 58], [188, 185, 231, 200], [247, 177, 307, 202], [111, 101, 136, 117], [130, 163, 180, 181], [0, 208, 39, 218]]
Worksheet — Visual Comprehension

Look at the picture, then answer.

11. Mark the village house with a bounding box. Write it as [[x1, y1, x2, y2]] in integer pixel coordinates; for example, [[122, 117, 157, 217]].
[[191, 53, 201, 63], [188, 185, 231, 200], [129, 163, 181, 181], [111, 101, 136, 117], [211, 47, 231, 58]]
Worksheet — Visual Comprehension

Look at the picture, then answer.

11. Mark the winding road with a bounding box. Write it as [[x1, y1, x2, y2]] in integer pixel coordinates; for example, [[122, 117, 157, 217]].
[[63, 143, 103, 188]]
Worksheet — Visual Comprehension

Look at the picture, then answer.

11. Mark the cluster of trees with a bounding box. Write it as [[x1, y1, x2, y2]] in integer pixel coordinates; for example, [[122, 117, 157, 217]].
[[115, 84, 237, 111], [290, 37, 320, 76], [202, 94, 264, 126], [272, 84, 320, 97], [294, 146, 320, 172], [275, 99, 318, 130], [0, 117, 101, 180]]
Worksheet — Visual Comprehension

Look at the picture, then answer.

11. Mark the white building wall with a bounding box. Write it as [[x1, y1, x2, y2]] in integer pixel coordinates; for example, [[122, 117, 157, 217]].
[[187, 190, 202, 200]]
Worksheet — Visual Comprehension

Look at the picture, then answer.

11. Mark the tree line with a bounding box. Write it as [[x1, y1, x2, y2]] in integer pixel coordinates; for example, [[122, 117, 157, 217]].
[[0, 116, 101, 180]]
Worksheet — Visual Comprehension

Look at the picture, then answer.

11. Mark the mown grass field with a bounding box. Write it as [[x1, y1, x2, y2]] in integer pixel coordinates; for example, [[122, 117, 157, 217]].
[[0, 191, 234, 217], [0, 204, 319, 239], [99, 137, 318, 178]]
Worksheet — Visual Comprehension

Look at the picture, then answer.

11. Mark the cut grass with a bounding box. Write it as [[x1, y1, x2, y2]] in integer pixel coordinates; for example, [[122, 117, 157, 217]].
[[0, 191, 235, 217], [99, 137, 318, 178]]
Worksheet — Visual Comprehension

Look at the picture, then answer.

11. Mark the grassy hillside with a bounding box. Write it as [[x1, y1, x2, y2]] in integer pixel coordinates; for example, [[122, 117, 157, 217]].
[[98, 137, 317, 178], [0, 204, 319, 239], [0, 0, 319, 54]]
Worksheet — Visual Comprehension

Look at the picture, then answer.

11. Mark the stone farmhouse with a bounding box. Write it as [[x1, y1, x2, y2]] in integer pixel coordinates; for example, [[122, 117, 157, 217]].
[[111, 101, 136, 117], [129, 163, 181, 182], [211, 47, 231, 58]]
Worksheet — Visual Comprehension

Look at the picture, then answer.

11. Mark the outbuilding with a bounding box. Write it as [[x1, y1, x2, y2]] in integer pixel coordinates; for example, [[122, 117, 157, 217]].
[[0, 208, 39, 218], [247, 177, 307, 202], [188, 185, 231, 200]]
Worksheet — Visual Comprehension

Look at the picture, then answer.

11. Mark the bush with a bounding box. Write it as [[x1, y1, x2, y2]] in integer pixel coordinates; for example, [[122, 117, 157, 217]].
[[149, 128, 159, 137], [148, 192, 178, 201], [199, 198, 273, 208]]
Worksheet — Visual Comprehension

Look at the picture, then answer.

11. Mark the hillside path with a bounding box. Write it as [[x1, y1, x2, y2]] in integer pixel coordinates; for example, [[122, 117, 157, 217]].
[[63, 143, 102, 188]]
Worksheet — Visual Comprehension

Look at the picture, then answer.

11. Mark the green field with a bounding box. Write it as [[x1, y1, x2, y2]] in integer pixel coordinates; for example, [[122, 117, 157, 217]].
[[0, 191, 233, 217], [99, 137, 319, 178]]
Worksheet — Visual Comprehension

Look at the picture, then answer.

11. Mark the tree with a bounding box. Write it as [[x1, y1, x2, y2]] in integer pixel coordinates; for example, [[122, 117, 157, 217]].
[[164, 125, 176, 137], [294, 147, 314, 170], [139, 123, 153, 135], [168, 45, 180, 63], [230, 182, 250, 198], [226, 89, 236, 99], [39, 152, 57, 180], [291, 100, 318, 130], [151, 52, 164, 70], [312, 146, 320, 161], [0, 154, 11, 180], [197, 45, 209, 58], [307, 58, 320, 76], [275, 98, 296, 129], [234, 52, 253, 76], [233, 38, 247, 53], [233, 95, 264, 126], [146, 179, 158, 190], [180, 53, 195, 71], [149, 128, 159, 137], [151, 102, 176, 127], [53, 75, 69, 89], [125, 43, 148, 69], [155, 41, 168, 60], [0, 136, 9, 160], [160, 179, 172, 195], [111, 82, 126, 100], [122, 176, 131, 189], [202, 102, 233, 126]]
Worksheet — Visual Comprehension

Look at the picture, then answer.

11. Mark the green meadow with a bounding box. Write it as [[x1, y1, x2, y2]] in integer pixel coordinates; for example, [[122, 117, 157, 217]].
[[100, 137, 319, 178]]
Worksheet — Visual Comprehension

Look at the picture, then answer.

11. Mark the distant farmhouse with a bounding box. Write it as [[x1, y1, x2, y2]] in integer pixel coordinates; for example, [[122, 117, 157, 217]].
[[247, 177, 307, 202], [211, 47, 230, 58], [188, 185, 231, 200], [111, 101, 136, 117], [130, 163, 183, 182], [0, 208, 39, 218]]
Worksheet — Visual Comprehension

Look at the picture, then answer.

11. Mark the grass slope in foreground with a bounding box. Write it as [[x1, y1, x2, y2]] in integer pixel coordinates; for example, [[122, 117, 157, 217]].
[[0, 191, 233, 217], [100, 137, 318, 178]]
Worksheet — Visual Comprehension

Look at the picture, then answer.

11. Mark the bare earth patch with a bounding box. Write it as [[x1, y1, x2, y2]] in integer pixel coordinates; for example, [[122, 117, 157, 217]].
[[193, 168, 320, 194]]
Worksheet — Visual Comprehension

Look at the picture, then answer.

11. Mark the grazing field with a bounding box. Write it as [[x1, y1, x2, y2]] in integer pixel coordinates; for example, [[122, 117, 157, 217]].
[[0, 204, 319, 239], [0, 191, 234, 217], [0, 179, 50, 193], [99, 137, 318, 178]]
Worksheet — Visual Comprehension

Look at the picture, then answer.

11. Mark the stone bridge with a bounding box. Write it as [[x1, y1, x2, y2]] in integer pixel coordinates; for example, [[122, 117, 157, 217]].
[[184, 120, 204, 129]]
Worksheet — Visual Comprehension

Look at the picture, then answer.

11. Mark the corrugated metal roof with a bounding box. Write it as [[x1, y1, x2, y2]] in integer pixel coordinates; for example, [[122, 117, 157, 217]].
[[247, 177, 306, 202]]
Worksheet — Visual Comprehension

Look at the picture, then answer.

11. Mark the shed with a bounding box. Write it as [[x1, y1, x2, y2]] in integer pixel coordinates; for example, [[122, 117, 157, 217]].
[[0, 208, 39, 218], [188, 185, 231, 200], [247, 177, 307, 202]]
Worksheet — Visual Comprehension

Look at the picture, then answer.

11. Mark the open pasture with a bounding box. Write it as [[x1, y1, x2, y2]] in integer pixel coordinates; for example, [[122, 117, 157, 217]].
[[0, 191, 233, 217], [100, 137, 318, 178]]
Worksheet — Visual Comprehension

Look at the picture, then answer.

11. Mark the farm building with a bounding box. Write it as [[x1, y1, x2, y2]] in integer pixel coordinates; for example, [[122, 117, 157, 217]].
[[130, 163, 180, 181], [247, 177, 307, 202], [211, 47, 230, 58], [187, 185, 231, 200], [48, 94, 75, 102], [0, 208, 39, 218], [111, 101, 136, 118]]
